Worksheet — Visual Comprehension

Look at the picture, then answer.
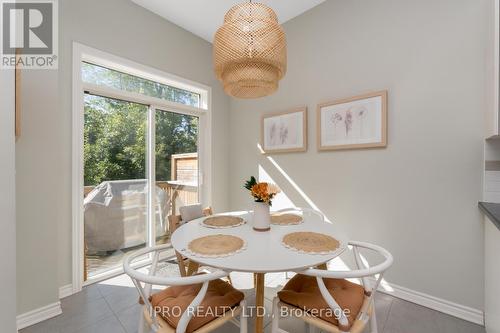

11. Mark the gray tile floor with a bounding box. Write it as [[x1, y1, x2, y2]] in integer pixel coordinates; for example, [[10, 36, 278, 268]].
[[20, 266, 486, 333]]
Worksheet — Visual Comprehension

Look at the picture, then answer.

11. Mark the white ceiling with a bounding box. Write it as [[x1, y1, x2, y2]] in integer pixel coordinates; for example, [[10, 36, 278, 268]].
[[131, 0, 327, 43]]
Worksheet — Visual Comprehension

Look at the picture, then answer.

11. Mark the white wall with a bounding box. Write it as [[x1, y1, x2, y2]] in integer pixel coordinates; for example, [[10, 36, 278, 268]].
[[229, 0, 487, 310], [16, 0, 231, 315], [0, 68, 17, 331], [16, 69, 60, 314], [485, 217, 500, 332]]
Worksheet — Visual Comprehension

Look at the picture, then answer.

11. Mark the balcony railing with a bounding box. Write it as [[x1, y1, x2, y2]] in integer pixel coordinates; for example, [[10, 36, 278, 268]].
[[84, 180, 198, 215], [156, 180, 198, 215], [83, 179, 198, 281], [83, 153, 199, 280]]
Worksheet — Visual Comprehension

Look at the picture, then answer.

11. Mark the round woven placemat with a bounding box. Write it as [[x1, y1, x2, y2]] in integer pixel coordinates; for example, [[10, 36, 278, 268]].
[[188, 234, 245, 257], [271, 213, 303, 225], [202, 216, 245, 228], [282, 232, 340, 254]]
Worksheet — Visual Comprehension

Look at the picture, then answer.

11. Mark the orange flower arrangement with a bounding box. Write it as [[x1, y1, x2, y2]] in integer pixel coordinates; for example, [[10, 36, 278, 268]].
[[244, 176, 280, 205]]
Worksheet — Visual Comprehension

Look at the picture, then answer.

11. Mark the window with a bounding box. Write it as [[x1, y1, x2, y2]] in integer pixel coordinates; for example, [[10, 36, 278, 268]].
[[154, 110, 199, 246], [73, 44, 210, 286], [83, 94, 149, 277], [83, 94, 148, 187], [82, 62, 201, 107]]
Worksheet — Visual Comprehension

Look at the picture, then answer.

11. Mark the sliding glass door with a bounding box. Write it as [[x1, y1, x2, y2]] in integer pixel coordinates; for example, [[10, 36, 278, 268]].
[[155, 110, 200, 246], [83, 94, 150, 280], [80, 60, 205, 282]]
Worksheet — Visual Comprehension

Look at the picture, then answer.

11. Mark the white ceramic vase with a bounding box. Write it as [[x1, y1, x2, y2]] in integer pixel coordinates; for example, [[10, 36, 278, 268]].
[[253, 201, 271, 231]]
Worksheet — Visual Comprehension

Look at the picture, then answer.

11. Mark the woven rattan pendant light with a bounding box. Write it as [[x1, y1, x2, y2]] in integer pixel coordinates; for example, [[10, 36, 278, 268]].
[[213, 1, 287, 99]]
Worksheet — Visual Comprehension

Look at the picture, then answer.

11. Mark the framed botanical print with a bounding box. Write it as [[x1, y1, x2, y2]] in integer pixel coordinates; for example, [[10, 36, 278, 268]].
[[317, 91, 387, 151], [261, 107, 307, 154]]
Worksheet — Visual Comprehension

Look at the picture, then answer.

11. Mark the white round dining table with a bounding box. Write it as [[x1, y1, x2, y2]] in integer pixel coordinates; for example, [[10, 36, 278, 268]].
[[171, 210, 349, 333]]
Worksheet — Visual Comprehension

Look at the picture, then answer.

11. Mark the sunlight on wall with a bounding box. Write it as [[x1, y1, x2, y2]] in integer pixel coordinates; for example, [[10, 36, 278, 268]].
[[258, 165, 296, 210], [257, 143, 395, 292], [257, 143, 331, 222], [256, 144, 351, 272]]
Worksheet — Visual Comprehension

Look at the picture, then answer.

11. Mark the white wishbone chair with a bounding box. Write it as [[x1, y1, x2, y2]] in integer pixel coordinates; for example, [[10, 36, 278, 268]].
[[124, 244, 247, 333], [271, 241, 393, 333], [274, 207, 326, 223], [168, 206, 213, 277], [274, 207, 327, 279]]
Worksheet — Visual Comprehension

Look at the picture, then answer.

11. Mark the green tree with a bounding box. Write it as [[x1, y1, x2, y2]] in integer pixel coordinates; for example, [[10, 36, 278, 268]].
[[82, 63, 200, 187], [84, 95, 198, 186], [155, 111, 198, 181]]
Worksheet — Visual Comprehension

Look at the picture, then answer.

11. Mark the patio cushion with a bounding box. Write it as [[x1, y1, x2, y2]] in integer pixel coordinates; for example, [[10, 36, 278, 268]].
[[278, 274, 365, 330], [150, 278, 244, 332], [180, 204, 204, 223]]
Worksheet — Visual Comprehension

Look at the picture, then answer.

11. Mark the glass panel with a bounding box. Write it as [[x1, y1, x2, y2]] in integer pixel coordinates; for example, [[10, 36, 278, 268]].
[[82, 62, 201, 107], [155, 110, 199, 245], [83, 93, 148, 280]]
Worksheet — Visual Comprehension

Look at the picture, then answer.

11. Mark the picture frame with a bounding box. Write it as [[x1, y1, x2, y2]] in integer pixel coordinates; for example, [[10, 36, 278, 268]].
[[261, 107, 307, 154], [317, 91, 387, 151]]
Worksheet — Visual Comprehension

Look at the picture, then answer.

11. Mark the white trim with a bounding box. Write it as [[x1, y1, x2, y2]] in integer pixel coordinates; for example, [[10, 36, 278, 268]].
[[494, 0, 499, 135], [147, 106, 156, 247], [83, 249, 176, 286], [72, 42, 85, 295], [487, 0, 500, 137], [82, 83, 206, 117], [83, 265, 127, 286], [16, 302, 62, 330], [80, 45, 210, 104], [201, 89, 213, 208], [369, 278, 484, 325], [72, 42, 212, 293], [59, 284, 73, 299]]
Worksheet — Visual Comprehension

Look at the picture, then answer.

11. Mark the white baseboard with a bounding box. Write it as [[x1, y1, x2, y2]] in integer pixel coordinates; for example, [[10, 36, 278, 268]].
[[59, 284, 73, 299], [16, 302, 62, 330], [19, 280, 484, 329], [16, 284, 73, 330], [369, 278, 484, 325]]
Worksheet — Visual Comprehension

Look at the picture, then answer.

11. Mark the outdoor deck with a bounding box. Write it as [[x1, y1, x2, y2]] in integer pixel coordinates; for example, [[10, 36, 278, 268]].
[[84, 180, 197, 280]]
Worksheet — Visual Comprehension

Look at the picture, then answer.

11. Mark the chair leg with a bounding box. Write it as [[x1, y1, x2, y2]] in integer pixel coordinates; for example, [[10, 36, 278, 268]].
[[307, 323, 319, 333], [316, 263, 328, 270], [271, 297, 280, 333], [370, 310, 378, 333], [138, 311, 147, 333], [175, 251, 187, 277], [186, 261, 200, 276], [239, 300, 248, 333]]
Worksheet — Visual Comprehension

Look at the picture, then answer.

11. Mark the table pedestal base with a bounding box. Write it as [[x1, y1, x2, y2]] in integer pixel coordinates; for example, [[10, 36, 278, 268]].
[[254, 273, 265, 333]]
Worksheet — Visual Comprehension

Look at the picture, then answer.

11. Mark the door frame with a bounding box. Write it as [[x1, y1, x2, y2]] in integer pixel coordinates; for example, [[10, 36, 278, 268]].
[[71, 42, 212, 293]]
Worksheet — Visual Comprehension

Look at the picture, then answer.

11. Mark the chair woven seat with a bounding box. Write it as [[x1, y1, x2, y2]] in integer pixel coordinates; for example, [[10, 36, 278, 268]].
[[278, 274, 365, 330], [150, 279, 244, 333]]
